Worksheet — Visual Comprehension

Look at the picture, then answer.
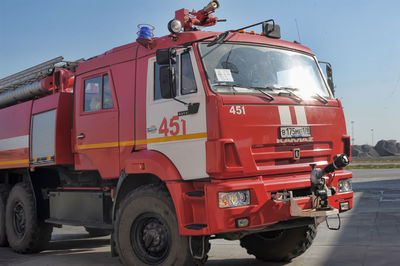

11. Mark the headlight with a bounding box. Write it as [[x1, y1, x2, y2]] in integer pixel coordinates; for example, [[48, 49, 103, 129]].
[[218, 190, 250, 208], [338, 179, 352, 193]]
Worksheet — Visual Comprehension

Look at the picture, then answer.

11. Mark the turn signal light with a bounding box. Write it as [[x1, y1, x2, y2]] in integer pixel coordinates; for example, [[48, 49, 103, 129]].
[[236, 218, 249, 228], [340, 201, 350, 211]]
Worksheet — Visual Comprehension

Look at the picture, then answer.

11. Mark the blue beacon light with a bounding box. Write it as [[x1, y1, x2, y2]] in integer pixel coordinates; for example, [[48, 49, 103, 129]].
[[138, 26, 152, 40], [137, 24, 155, 49]]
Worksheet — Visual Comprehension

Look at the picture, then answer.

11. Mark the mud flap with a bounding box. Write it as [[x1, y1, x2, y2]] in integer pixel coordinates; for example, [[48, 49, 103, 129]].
[[289, 191, 338, 217]]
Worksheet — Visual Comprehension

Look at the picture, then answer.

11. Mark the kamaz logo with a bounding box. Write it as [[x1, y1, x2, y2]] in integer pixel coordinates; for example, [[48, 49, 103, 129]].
[[276, 137, 314, 144]]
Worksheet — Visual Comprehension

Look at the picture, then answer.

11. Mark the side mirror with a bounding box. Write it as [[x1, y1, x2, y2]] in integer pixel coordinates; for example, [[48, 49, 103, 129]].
[[262, 22, 281, 39], [319, 61, 335, 96], [325, 64, 335, 96], [156, 48, 177, 65], [160, 66, 176, 98]]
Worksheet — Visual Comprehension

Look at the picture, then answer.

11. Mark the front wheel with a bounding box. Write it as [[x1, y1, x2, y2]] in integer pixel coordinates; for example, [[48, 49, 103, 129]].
[[115, 184, 207, 266], [5, 183, 53, 253], [240, 224, 317, 262]]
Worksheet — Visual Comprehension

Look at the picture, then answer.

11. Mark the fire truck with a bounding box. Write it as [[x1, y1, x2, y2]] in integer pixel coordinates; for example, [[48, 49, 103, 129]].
[[0, 1, 353, 265]]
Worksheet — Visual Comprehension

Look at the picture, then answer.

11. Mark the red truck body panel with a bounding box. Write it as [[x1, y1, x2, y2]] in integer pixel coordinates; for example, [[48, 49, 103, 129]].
[[206, 95, 348, 179], [0, 92, 73, 169], [0, 101, 31, 169]]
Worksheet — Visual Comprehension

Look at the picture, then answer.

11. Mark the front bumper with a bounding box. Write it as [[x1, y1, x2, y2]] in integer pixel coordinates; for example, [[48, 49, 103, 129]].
[[174, 171, 353, 235]]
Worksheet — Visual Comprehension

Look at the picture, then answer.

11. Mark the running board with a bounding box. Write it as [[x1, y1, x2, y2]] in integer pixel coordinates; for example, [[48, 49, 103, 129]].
[[45, 218, 113, 230]]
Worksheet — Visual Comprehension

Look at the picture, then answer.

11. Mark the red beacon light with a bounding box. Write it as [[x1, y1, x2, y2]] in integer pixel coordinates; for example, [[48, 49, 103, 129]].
[[136, 24, 155, 49]]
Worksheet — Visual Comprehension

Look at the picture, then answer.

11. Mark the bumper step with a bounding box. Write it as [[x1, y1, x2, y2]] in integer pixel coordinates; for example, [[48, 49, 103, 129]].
[[290, 192, 339, 217]]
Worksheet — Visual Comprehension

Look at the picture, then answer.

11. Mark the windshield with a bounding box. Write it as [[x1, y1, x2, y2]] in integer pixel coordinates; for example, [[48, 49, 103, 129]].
[[199, 43, 331, 98]]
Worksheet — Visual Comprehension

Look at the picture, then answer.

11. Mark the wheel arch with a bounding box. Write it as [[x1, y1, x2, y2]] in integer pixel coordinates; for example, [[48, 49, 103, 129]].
[[1, 167, 61, 221], [112, 172, 163, 221], [112, 149, 184, 221]]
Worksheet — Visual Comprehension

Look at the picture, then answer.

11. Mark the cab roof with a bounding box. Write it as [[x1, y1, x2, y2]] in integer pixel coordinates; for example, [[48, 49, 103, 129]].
[[76, 30, 313, 75]]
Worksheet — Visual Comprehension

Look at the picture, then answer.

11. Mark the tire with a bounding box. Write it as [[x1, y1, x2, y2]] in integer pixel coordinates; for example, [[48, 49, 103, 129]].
[[240, 224, 317, 262], [85, 226, 111, 237], [0, 184, 10, 247], [5, 182, 53, 253], [115, 184, 207, 266]]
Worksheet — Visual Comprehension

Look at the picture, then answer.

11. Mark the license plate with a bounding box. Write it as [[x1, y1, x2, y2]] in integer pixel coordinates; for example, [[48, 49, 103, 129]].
[[280, 126, 311, 138]]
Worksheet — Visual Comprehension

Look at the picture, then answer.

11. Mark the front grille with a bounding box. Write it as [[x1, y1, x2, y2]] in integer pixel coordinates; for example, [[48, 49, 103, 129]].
[[251, 141, 332, 172]]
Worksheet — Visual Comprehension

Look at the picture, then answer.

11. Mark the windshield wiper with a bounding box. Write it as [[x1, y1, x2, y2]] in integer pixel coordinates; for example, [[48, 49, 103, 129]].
[[276, 87, 303, 103], [211, 83, 239, 95], [212, 84, 274, 100], [232, 85, 275, 101], [251, 87, 275, 100], [207, 31, 230, 47], [313, 93, 328, 104]]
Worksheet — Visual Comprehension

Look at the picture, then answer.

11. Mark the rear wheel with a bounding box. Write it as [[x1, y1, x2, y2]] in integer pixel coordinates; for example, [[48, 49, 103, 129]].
[[115, 184, 208, 266], [0, 184, 10, 246], [85, 226, 111, 237], [5, 182, 53, 253], [240, 224, 317, 262]]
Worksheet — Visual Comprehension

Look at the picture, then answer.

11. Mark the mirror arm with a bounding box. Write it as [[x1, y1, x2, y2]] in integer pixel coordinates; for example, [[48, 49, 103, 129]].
[[318, 61, 332, 68], [174, 97, 187, 105], [319, 61, 335, 96], [167, 46, 188, 105]]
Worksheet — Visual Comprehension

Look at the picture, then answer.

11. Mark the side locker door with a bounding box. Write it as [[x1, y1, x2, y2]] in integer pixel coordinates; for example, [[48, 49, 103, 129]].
[[146, 48, 208, 180], [73, 69, 120, 178]]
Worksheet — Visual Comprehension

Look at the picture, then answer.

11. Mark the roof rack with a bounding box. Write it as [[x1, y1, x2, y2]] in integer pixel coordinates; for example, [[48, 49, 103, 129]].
[[0, 56, 64, 93]]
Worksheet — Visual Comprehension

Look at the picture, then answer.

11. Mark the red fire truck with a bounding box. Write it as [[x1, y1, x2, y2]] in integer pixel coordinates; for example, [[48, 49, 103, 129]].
[[0, 1, 353, 265]]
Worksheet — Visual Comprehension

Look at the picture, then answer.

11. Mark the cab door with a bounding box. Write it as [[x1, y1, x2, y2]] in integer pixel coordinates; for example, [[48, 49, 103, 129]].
[[73, 69, 119, 178], [146, 48, 208, 180]]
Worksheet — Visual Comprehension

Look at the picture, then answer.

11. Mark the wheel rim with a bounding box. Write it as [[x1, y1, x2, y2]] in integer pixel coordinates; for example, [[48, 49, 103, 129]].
[[130, 212, 171, 265], [13, 201, 26, 238]]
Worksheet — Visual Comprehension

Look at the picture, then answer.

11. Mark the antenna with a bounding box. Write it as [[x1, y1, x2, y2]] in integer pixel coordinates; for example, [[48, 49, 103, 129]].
[[295, 19, 302, 43]]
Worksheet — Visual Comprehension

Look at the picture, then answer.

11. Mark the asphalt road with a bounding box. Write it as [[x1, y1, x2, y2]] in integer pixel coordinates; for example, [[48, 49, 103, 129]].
[[1, 169, 400, 266]]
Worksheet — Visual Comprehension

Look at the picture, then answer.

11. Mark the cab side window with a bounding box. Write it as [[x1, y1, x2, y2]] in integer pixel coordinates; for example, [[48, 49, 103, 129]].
[[153, 52, 196, 100], [181, 52, 197, 95], [84, 77, 101, 112], [84, 74, 113, 112], [102, 75, 113, 109], [154, 63, 162, 100]]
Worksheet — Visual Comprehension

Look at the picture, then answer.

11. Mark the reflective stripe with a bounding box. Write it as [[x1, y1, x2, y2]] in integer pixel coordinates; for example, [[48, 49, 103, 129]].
[[77, 132, 207, 150], [294, 106, 308, 125], [77, 141, 119, 150], [136, 132, 207, 145], [278, 106, 292, 125], [0, 135, 29, 152], [0, 159, 29, 166]]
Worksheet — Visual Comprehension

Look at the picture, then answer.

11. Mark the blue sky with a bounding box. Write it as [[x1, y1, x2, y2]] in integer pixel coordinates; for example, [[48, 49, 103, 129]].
[[1, 0, 399, 145]]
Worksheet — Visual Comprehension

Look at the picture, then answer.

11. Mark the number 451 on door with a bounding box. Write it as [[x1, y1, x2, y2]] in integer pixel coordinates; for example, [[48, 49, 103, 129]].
[[229, 105, 246, 115], [159, 116, 187, 137]]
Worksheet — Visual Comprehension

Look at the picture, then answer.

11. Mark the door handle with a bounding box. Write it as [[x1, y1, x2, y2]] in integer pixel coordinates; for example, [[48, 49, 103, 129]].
[[147, 126, 157, 133], [77, 133, 86, 139]]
